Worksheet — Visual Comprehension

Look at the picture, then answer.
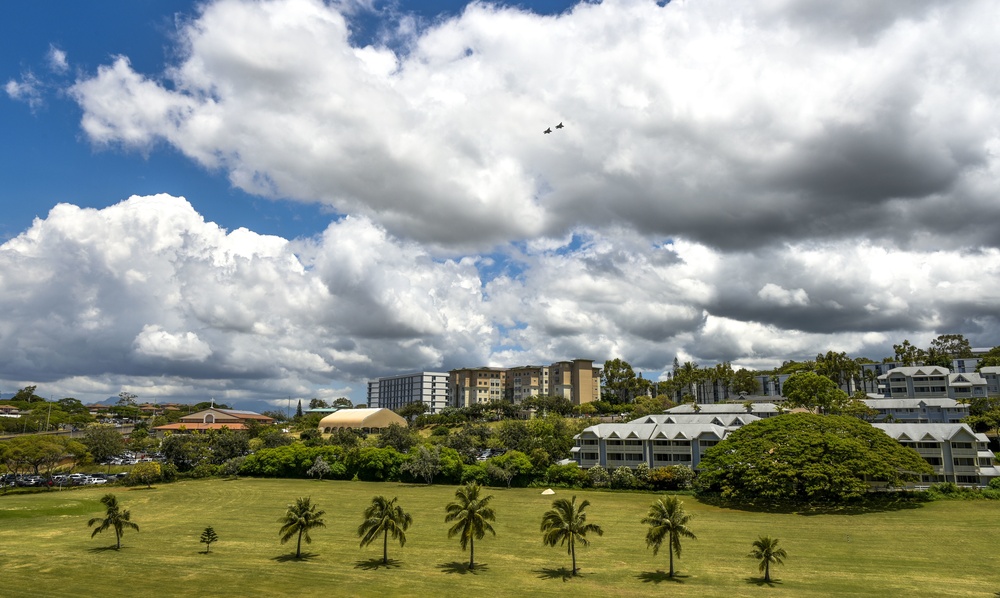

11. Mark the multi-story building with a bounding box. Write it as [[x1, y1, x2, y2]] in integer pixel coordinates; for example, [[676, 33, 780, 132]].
[[571, 410, 759, 470], [508, 365, 549, 403], [449, 367, 508, 408], [365, 372, 450, 414], [873, 423, 998, 487], [449, 359, 602, 408], [876, 366, 988, 401], [862, 398, 969, 423], [980, 366, 1000, 395], [548, 359, 601, 404]]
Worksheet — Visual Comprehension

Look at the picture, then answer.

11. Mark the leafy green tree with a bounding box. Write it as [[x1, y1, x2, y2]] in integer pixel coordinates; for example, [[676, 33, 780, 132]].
[[642, 496, 696, 577], [87, 493, 139, 550], [975, 346, 1000, 371], [444, 483, 497, 570], [200, 526, 219, 553], [731, 368, 762, 396], [402, 445, 442, 485], [781, 371, 849, 413], [308, 398, 329, 409], [396, 401, 429, 421], [82, 424, 126, 470], [358, 496, 412, 565], [696, 413, 934, 504], [893, 340, 926, 366], [602, 358, 640, 403], [540, 495, 603, 576], [749, 536, 787, 582], [332, 397, 355, 408], [485, 450, 532, 488], [376, 423, 418, 453], [306, 456, 331, 481], [278, 497, 327, 559], [130, 461, 162, 488], [12, 385, 45, 403]]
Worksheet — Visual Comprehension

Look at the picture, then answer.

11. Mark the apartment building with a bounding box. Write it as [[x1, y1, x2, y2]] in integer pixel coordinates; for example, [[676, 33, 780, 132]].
[[980, 366, 1000, 395], [365, 371, 450, 414], [873, 423, 998, 487], [449, 359, 602, 408], [862, 398, 969, 423], [449, 367, 508, 408], [876, 366, 988, 401]]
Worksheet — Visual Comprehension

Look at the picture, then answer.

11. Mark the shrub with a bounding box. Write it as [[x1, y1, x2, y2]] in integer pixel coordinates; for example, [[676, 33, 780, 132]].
[[586, 465, 610, 488], [990, 477, 1000, 490], [649, 465, 696, 491], [460, 463, 489, 485], [610, 466, 637, 489], [545, 463, 586, 488]]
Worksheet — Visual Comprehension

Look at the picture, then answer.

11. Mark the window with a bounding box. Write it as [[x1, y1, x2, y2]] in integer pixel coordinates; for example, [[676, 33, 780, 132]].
[[923, 457, 942, 466], [956, 476, 980, 484], [582, 452, 598, 460], [699, 440, 719, 447], [951, 442, 973, 450], [953, 458, 975, 467]]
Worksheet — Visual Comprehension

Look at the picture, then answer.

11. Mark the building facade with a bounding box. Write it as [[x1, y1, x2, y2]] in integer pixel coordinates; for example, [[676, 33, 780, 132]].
[[365, 372, 450, 414], [449, 359, 602, 408], [876, 366, 988, 401], [872, 423, 998, 487]]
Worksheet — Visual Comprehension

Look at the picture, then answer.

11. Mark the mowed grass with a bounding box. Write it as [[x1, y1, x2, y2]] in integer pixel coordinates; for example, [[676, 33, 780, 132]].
[[1, 479, 998, 597]]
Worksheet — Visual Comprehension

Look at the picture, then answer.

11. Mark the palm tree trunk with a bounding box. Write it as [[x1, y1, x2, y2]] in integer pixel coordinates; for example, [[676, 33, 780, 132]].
[[296, 529, 303, 558], [669, 547, 674, 577], [764, 561, 770, 583], [383, 529, 388, 564], [116, 530, 121, 550], [469, 537, 475, 570], [571, 537, 577, 575]]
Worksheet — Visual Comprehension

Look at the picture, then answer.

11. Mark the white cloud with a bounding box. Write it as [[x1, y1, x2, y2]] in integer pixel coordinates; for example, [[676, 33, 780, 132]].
[[5, 73, 43, 110], [67, 0, 1000, 252], [47, 45, 68, 73], [758, 283, 810, 307], [133, 325, 213, 361]]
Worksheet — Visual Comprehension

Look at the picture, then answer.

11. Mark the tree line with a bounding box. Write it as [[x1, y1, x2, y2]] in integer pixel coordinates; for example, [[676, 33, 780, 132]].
[[89, 485, 788, 583]]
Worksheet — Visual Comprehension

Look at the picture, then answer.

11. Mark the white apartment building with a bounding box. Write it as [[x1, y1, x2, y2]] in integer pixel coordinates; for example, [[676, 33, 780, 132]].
[[980, 366, 1000, 395], [877, 366, 988, 401], [862, 398, 969, 423], [873, 423, 998, 487], [571, 410, 763, 470], [365, 372, 450, 415]]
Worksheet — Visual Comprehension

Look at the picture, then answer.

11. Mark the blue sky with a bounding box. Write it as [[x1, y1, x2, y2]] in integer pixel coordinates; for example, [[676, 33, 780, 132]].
[[3, 0, 1000, 410]]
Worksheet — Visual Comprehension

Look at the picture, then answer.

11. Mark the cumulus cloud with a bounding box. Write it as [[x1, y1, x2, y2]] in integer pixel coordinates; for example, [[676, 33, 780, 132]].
[[2, 197, 1000, 404], [7, 0, 1000, 404], [67, 0, 1000, 252], [47, 45, 69, 73]]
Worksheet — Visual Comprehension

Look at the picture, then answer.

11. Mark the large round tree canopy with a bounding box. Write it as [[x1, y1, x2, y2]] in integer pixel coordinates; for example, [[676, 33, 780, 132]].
[[696, 413, 933, 504]]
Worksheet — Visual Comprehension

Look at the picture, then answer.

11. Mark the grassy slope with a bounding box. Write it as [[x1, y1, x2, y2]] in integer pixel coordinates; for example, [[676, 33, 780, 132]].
[[1, 479, 997, 597]]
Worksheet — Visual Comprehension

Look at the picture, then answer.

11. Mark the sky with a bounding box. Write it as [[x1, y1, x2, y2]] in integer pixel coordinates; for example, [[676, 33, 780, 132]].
[[3, 0, 1000, 412]]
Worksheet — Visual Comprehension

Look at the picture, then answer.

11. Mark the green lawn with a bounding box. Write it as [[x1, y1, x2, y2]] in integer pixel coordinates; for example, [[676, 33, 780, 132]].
[[1, 479, 998, 597]]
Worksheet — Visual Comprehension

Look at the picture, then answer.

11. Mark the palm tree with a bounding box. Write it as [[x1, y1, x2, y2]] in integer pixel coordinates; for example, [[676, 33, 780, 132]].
[[358, 496, 412, 565], [87, 493, 139, 550], [444, 483, 497, 570], [278, 497, 326, 558], [540, 495, 604, 576], [641, 495, 696, 577], [749, 536, 787, 582]]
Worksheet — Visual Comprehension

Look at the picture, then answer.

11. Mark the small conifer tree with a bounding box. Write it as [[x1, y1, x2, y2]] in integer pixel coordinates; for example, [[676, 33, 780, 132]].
[[200, 526, 219, 553]]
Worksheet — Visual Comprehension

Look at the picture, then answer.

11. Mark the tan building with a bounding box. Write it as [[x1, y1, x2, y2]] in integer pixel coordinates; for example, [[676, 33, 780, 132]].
[[449, 359, 602, 408], [449, 367, 508, 408], [318, 408, 407, 433], [152, 408, 273, 433]]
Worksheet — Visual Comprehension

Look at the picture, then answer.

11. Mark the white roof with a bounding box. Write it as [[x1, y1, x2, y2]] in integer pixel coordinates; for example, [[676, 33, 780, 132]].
[[872, 423, 986, 443], [664, 402, 779, 416]]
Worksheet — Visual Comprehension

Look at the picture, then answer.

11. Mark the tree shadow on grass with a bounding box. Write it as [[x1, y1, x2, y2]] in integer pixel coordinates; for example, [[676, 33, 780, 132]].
[[437, 561, 489, 575], [355, 558, 402, 571], [697, 493, 930, 516], [87, 546, 121, 553], [637, 571, 688, 584], [535, 567, 575, 582], [271, 552, 319, 563], [745, 577, 783, 587]]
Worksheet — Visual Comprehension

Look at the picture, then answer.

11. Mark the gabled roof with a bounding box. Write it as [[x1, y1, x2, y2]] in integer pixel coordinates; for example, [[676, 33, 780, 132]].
[[872, 423, 985, 443]]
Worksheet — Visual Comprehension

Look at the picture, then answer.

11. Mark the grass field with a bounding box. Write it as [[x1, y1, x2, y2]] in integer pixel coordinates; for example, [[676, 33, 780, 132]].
[[1, 479, 998, 597]]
